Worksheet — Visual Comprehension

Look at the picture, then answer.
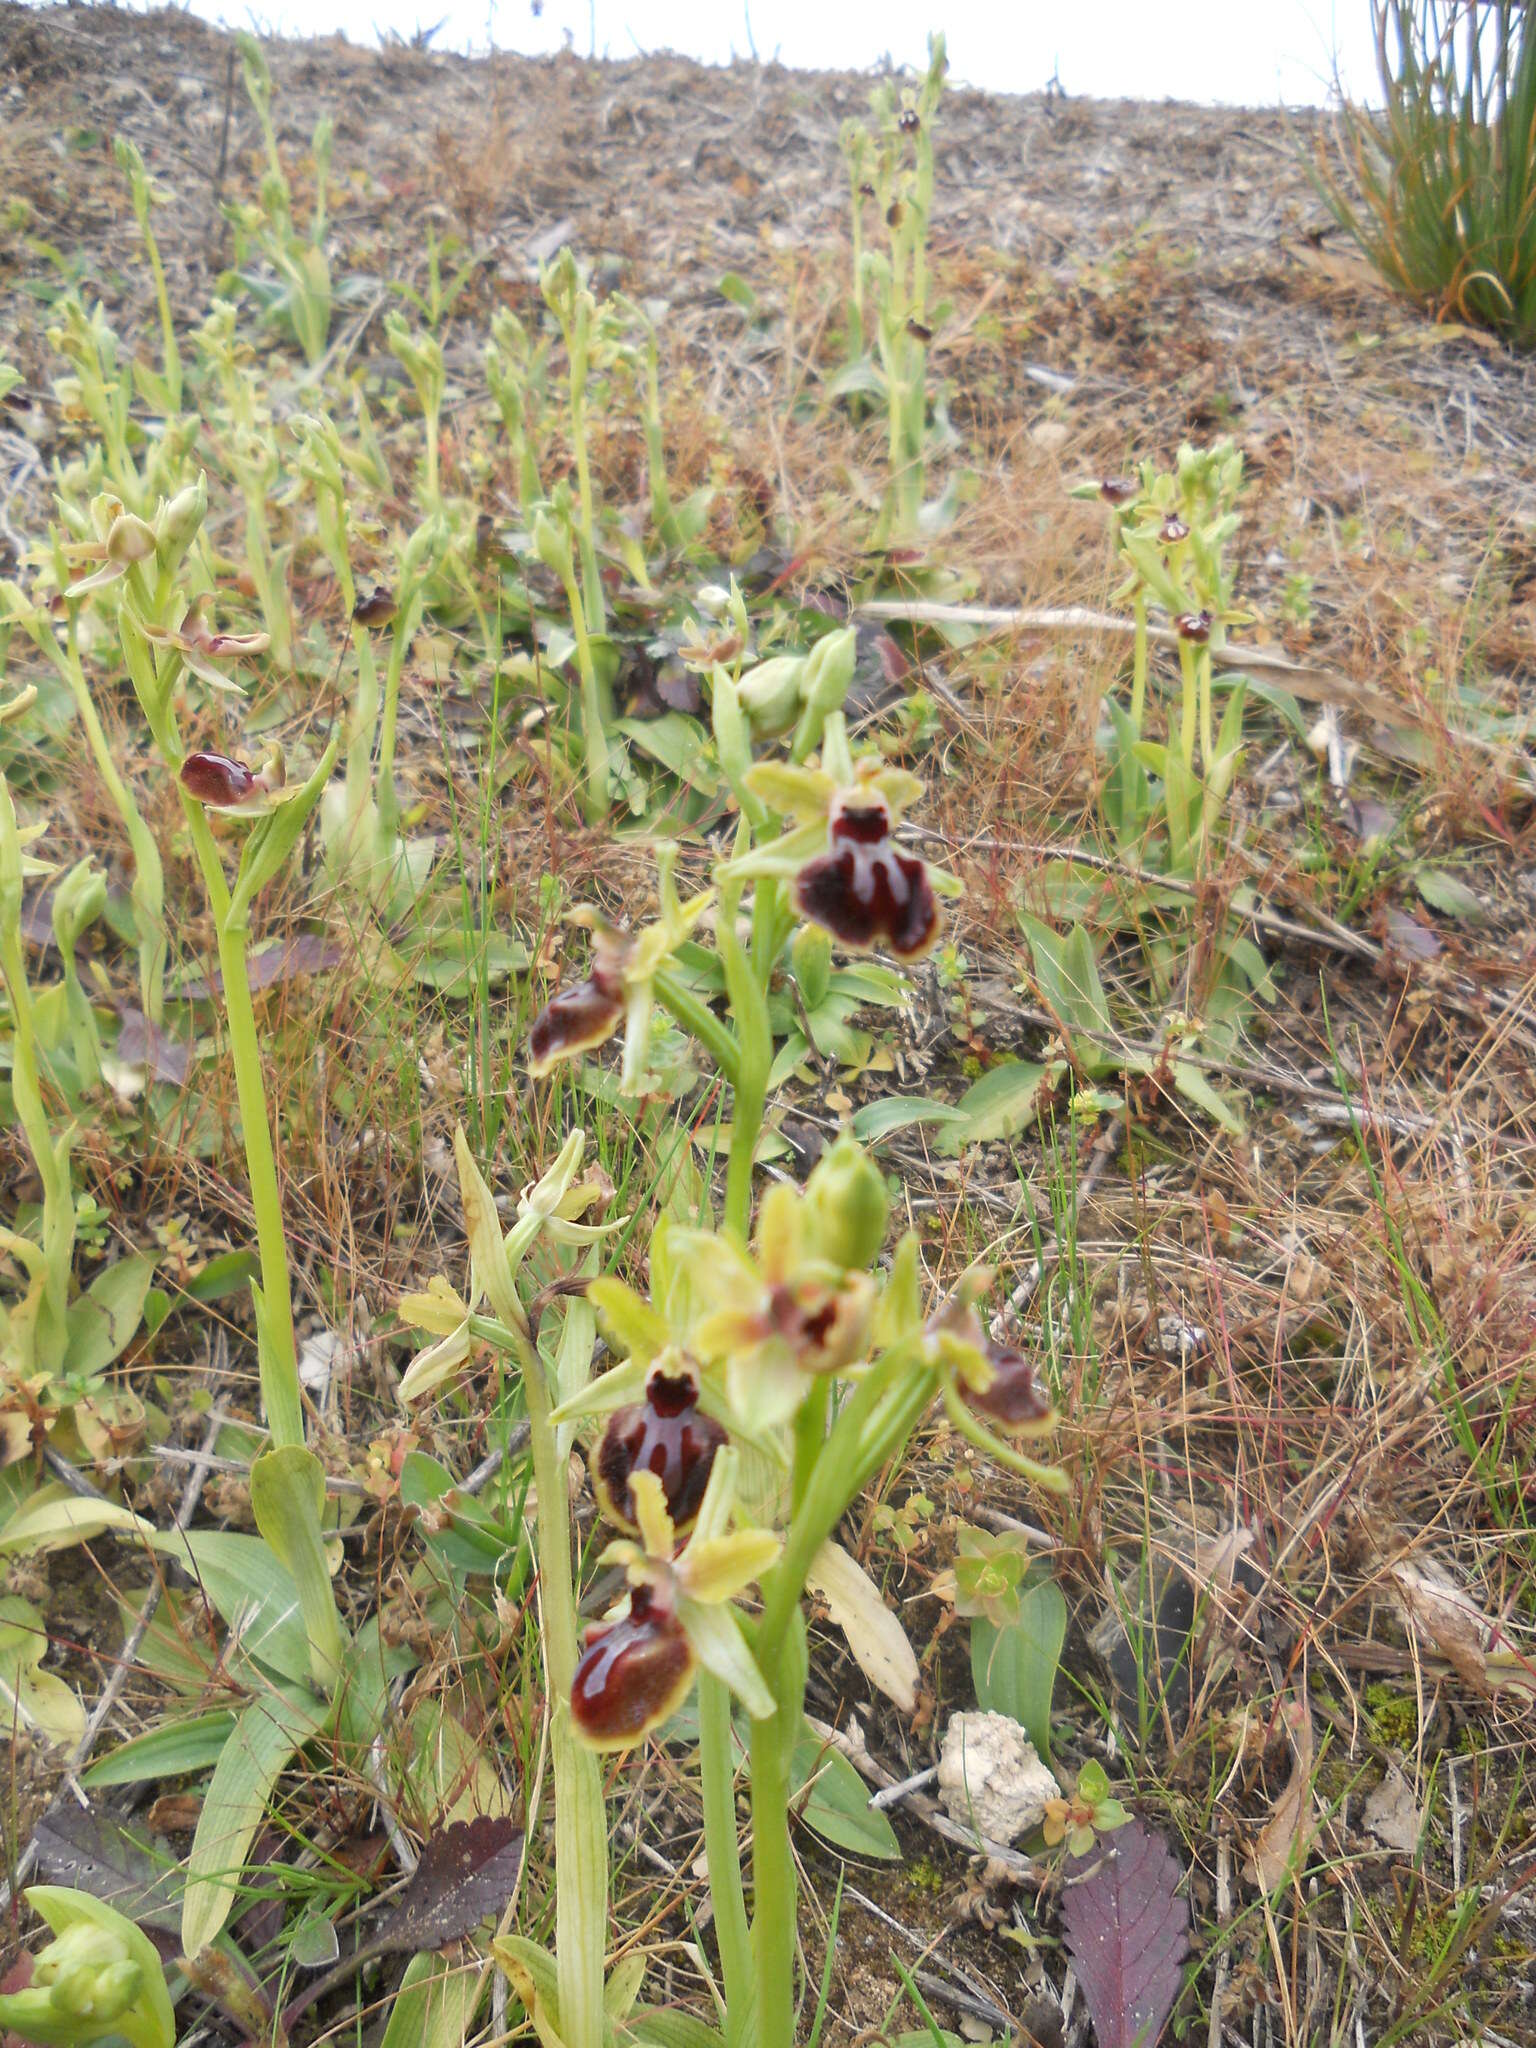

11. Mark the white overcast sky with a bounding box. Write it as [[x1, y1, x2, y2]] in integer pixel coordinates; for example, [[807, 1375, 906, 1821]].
[[163, 0, 1382, 106]]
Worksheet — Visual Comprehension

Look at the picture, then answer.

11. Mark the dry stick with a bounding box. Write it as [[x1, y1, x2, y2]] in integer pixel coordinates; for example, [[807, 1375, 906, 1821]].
[[1, 1402, 227, 1915], [899, 822, 1380, 966], [842, 1882, 1015, 2035], [853, 599, 1518, 752]]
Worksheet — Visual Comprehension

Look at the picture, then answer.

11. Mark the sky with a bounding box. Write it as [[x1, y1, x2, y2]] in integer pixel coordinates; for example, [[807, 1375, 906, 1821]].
[[158, 0, 1384, 107]]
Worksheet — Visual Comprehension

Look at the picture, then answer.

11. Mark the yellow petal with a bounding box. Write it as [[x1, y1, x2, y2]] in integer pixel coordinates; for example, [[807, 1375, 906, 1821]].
[[756, 1184, 802, 1284], [677, 1528, 781, 1605], [629, 1469, 676, 1561]]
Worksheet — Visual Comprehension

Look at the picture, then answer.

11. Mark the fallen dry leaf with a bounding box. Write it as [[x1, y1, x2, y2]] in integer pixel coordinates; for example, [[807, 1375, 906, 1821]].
[[806, 1539, 919, 1712], [1386, 1555, 1490, 1691], [1362, 1761, 1421, 1854], [1245, 1694, 1316, 1890]]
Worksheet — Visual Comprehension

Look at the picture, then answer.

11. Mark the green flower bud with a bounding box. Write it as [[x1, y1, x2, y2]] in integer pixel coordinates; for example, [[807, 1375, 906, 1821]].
[[800, 624, 858, 715], [154, 473, 206, 558], [790, 921, 832, 1011], [736, 654, 805, 736], [105, 514, 156, 567], [0, 1888, 175, 2048], [803, 1135, 889, 1271], [533, 506, 575, 583]]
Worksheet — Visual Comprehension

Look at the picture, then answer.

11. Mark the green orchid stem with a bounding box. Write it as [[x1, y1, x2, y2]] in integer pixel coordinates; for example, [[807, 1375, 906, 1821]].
[[557, 561, 611, 824], [374, 597, 422, 846], [183, 803, 305, 1451], [746, 1349, 936, 2048], [53, 631, 166, 1023], [570, 390, 605, 637], [1177, 638, 1199, 772], [652, 972, 739, 1086], [510, 1321, 608, 2048], [0, 876, 73, 1369], [1130, 593, 1149, 731], [698, 1671, 753, 2048], [723, 1069, 765, 1245]]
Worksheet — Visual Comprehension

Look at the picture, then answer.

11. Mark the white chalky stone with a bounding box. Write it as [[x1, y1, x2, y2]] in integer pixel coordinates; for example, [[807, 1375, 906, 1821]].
[[936, 1710, 1060, 1844]]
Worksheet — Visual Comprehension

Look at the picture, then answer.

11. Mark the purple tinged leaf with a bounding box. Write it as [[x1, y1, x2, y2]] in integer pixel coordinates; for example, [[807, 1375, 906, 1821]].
[[374, 1816, 524, 1953], [1060, 1817, 1189, 2048], [31, 1796, 183, 1939], [179, 934, 345, 1002]]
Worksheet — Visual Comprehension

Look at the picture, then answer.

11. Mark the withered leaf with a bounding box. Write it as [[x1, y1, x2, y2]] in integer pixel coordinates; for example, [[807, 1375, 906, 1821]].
[[375, 1815, 524, 1953], [1060, 1818, 1189, 2048], [32, 1796, 182, 1937]]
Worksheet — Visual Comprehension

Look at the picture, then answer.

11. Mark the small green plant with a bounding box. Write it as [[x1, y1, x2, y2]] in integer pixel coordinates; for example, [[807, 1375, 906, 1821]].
[[227, 33, 335, 365], [833, 35, 951, 546], [1042, 1758, 1131, 1858], [1316, 2, 1536, 348]]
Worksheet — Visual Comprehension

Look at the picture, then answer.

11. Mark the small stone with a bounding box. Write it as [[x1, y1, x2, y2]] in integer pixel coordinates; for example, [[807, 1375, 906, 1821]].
[[937, 1710, 1059, 1844]]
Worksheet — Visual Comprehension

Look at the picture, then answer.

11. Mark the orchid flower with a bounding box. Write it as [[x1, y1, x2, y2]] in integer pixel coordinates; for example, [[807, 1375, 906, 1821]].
[[527, 843, 713, 1091], [570, 1456, 779, 1750], [725, 741, 954, 961]]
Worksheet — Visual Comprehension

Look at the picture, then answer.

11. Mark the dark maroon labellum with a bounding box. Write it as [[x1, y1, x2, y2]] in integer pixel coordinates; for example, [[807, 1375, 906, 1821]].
[[886, 201, 905, 228], [571, 1584, 693, 1749], [828, 798, 893, 847], [528, 962, 626, 1076], [965, 1345, 1054, 1433], [1160, 516, 1190, 544], [180, 751, 256, 806], [1098, 478, 1138, 506], [353, 586, 398, 628], [795, 839, 940, 961], [592, 1372, 726, 1536], [1175, 610, 1212, 644], [859, 181, 876, 198], [907, 318, 933, 342], [898, 107, 921, 134]]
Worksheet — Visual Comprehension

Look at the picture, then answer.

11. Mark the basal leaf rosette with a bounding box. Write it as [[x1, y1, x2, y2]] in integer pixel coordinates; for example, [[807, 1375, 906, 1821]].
[[527, 842, 713, 1090], [726, 748, 957, 961], [570, 1458, 780, 1750]]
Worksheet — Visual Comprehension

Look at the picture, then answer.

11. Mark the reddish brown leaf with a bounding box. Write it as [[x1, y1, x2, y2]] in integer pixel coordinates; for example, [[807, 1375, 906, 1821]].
[[1060, 1818, 1189, 2048], [375, 1815, 524, 1953]]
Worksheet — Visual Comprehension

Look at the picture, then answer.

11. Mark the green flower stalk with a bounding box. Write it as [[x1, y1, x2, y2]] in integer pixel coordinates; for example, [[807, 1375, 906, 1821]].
[[534, 493, 611, 821], [3, 545, 169, 1024], [386, 315, 446, 509], [541, 250, 606, 634], [113, 138, 182, 415], [233, 36, 334, 365], [48, 858, 108, 1093], [0, 774, 75, 1380], [487, 306, 549, 514], [0, 1887, 174, 2048], [110, 477, 339, 1452]]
